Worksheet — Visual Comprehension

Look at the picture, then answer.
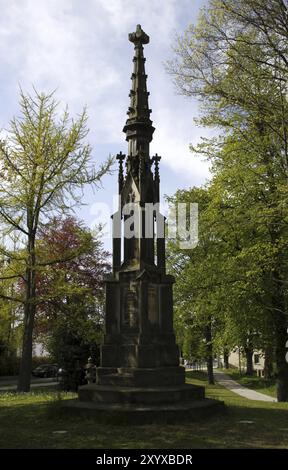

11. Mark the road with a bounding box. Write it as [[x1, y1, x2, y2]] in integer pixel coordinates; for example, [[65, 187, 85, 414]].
[[0, 376, 58, 391]]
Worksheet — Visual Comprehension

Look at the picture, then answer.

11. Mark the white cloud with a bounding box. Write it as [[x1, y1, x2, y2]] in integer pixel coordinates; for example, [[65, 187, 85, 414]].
[[0, 0, 211, 192], [151, 106, 211, 184]]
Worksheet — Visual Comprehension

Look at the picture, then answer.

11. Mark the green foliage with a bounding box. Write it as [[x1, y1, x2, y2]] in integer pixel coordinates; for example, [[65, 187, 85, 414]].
[[0, 89, 112, 390], [47, 312, 94, 392], [0, 292, 22, 375], [167, 0, 288, 397], [36, 216, 108, 391]]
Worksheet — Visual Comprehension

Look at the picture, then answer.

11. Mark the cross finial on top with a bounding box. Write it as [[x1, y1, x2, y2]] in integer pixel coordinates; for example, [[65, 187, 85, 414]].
[[129, 24, 149, 46]]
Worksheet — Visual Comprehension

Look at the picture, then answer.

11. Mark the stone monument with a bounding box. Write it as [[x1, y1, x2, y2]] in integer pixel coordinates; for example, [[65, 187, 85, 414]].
[[66, 25, 223, 423]]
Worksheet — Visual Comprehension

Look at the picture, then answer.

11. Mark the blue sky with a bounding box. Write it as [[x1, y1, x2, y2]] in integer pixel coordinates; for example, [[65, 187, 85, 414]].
[[0, 0, 211, 249]]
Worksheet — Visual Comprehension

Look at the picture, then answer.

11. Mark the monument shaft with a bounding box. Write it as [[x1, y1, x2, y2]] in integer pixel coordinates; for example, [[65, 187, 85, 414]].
[[97, 25, 183, 385], [75, 26, 224, 422]]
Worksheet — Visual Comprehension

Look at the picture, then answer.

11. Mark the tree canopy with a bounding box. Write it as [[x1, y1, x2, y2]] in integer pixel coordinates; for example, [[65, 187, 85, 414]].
[[0, 89, 112, 391], [167, 0, 288, 400]]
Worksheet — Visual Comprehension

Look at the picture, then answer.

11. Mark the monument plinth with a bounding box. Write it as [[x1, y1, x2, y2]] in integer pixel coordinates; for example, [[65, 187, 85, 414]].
[[65, 25, 224, 423]]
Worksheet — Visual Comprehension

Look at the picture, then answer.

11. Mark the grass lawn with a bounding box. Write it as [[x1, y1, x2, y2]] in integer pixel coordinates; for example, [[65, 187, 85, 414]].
[[0, 371, 288, 449], [219, 368, 276, 398]]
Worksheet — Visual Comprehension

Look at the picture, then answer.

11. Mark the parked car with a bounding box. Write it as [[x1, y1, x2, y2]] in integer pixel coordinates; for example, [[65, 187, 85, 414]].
[[32, 364, 58, 378]]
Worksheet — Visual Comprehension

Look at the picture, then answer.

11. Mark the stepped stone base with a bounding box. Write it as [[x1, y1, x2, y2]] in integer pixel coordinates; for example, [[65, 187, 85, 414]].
[[78, 383, 205, 404], [62, 371, 225, 424], [62, 397, 224, 424], [96, 366, 185, 387]]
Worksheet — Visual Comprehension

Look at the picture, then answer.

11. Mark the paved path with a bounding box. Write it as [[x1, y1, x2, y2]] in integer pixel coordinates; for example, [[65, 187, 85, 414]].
[[214, 369, 276, 402]]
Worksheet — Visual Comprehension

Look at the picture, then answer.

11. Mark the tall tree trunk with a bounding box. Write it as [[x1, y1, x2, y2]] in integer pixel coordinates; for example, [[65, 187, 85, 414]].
[[205, 321, 214, 385], [271, 269, 288, 402], [259, 128, 288, 400], [275, 316, 288, 402], [264, 345, 273, 380], [223, 348, 229, 369], [17, 235, 36, 392], [245, 344, 254, 376], [238, 348, 242, 374]]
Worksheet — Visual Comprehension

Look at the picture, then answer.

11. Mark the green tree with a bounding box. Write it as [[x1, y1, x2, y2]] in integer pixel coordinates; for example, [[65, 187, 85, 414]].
[[37, 217, 109, 391], [167, 187, 223, 384], [167, 0, 288, 399], [0, 89, 112, 391], [167, 183, 274, 382], [0, 245, 23, 374]]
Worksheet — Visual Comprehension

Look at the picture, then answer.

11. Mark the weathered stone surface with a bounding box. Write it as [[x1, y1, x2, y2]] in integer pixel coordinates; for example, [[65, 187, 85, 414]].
[[94, 26, 187, 388], [79, 383, 204, 404], [96, 366, 185, 387], [62, 398, 224, 425], [71, 25, 225, 423]]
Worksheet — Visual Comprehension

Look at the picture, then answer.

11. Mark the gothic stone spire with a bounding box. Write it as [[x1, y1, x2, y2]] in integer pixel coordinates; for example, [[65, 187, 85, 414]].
[[123, 24, 155, 158], [112, 25, 164, 271], [72, 25, 223, 424]]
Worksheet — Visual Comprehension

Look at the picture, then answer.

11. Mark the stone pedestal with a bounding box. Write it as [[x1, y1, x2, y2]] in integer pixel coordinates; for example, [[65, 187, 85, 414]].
[[66, 373, 223, 424], [99, 269, 181, 375], [63, 396, 224, 425], [68, 266, 224, 423]]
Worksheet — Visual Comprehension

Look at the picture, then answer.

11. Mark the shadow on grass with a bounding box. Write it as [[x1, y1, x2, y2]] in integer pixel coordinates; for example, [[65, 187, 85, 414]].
[[1, 379, 288, 449]]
